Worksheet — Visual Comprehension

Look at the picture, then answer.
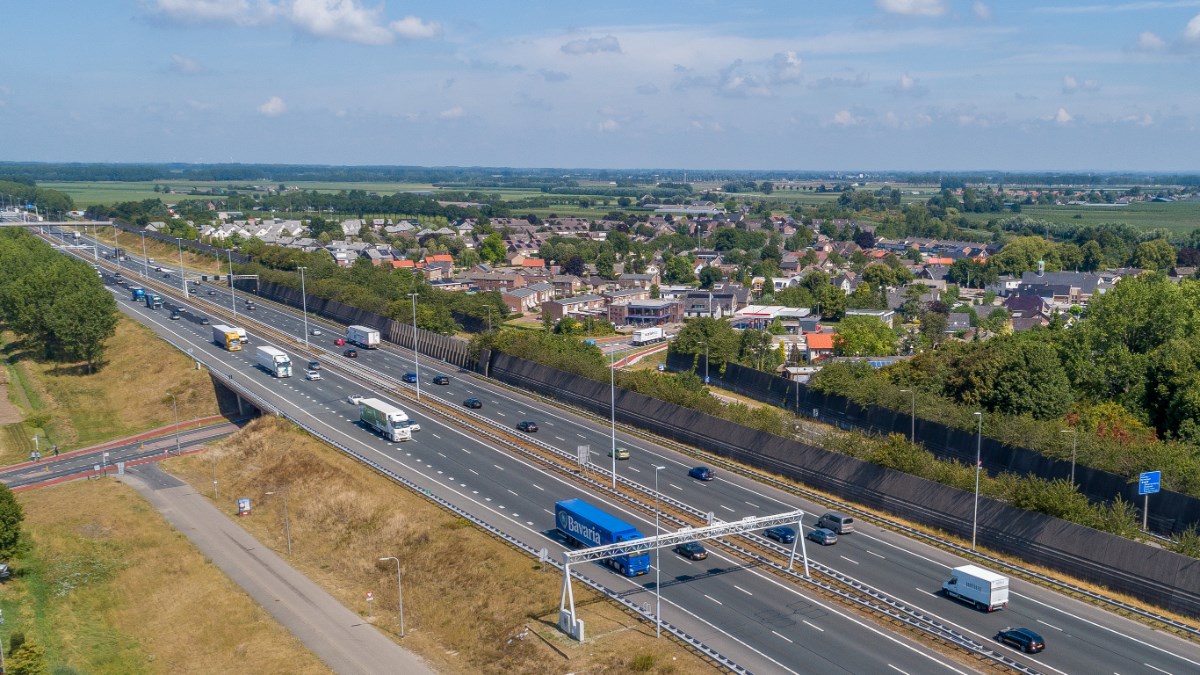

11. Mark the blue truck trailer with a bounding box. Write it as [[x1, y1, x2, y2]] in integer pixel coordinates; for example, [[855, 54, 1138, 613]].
[[130, 287, 146, 302], [555, 498, 650, 577]]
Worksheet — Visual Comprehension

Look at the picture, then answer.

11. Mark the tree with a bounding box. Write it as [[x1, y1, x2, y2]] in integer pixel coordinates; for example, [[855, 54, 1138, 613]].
[[760, 181, 774, 194], [46, 285, 119, 371], [989, 235, 1060, 275], [698, 266, 723, 289], [649, 283, 660, 299], [834, 316, 897, 357], [6, 635, 48, 675], [1079, 239, 1105, 272], [1132, 239, 1176, 271], [562, 255, 585, 277], [0, 483, 23, 559], [479, 233, 507, 264], [664, 256, 695, 284], [982, 336, 1073, 419], [670, 317, 740, 368], [919, 310, 948, 347], [595, 252, 616, 279]]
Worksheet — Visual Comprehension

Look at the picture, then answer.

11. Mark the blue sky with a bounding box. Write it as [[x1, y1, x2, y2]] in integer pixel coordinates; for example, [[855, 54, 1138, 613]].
[[2, 1, 1199, 171]]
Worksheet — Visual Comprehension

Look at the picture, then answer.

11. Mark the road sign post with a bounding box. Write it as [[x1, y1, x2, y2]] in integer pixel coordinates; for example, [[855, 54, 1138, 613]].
[[1138, 470, 1161, 531]]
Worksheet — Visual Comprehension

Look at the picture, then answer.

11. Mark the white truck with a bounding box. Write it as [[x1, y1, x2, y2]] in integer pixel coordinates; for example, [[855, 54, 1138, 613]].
[[234, 327, 249, 345], [256, 346, 293, 378], [347, 324, 380, 349], [359, 398, 413, 442], [631, 326, 665, 346], [942, 565, 1009, 612]]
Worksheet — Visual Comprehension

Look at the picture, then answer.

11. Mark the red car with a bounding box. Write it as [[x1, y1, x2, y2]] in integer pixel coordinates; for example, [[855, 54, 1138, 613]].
[[334, 338, 346, 346]]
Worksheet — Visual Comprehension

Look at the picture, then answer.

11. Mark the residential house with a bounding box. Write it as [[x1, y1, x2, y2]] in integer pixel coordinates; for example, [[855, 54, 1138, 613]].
[[804, 332, 836, 362], [946, 312, 972, 333], [611, 299, 683, 326], [502, 283, 555, 314], [617, 272, 660, 289], [542, 294, 607, 322], [844, 308, 896, 327], [1004, 294, 1048, 319]]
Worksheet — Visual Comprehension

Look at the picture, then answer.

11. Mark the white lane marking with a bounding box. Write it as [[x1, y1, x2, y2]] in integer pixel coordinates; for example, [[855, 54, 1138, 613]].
[[469, 469, 479, 475], [492, 464, 505, 471], [628, 466, 640, 472], [531, 483, 544, 491], [669, 483, 682, 490], [745, 501, 760, 508], [555, 436, 566, 441], [839, 555, 859, 565], [1143, 664, 1171, 675], [431, 433, 441, 439], [461, 448, 471, 454], [437, 452, 446, 458], [576, 433, 586, 438], [507, 489, 519, 497], [1037, 619, 1062, 632], [771, 630, 793, 643], [543, 509, 554, 516], [703, 594, 723, 605], [733, 585, 752, 596], [803, 620, 824, 632], [888, 666, 911, 675], [867, 550, 886, 559], [916, 588, 937, 596], [719, 505, 735, 513], [495, 412, 505, 417]]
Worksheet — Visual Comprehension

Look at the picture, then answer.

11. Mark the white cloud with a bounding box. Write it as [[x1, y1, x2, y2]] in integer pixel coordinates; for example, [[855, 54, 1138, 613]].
[[770, 51, 803, 83], [598, 119, 620, 132], [717, 61, 771, 98], [560, 35, 622, 55], [390, 15, 441, 39], [1186, 13, 1200, 42], [1137, 30, 1167, 50], [1036, 1, 1200, 15], [1061, 74, 1099, 93], [146, 0, 276, 26], [257, 95, 286, 116], [876, 0, 946, 17], [439, 106, 464, 119], [809, 71, 870, 89], [831, 109, 861, 126], [1122, 113, 1154, 125], [1055, 107, 1073, 123], [972, 1, 993, 19], [169, 54, 206, 75], [289, 0, 393, 45]]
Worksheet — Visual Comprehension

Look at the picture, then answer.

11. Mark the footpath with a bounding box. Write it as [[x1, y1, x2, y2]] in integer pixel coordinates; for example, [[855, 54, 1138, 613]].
[[122, 463, 436, 675]]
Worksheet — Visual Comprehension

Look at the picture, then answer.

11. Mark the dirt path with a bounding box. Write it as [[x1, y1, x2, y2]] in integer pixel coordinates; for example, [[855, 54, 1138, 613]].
[[0, 370, 24, 424]]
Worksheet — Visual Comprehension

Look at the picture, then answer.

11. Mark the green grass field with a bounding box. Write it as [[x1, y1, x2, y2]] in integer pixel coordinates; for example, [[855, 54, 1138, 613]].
[[962, 201, 1200, 234]]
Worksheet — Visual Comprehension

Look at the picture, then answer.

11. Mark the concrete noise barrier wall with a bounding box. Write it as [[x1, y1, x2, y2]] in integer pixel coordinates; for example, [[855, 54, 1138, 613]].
[[493, 350, 1200, 618]]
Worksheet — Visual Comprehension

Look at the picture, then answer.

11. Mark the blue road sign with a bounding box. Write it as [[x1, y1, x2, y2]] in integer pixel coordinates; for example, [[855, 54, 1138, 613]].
[[1139, 471, 1161, 495]]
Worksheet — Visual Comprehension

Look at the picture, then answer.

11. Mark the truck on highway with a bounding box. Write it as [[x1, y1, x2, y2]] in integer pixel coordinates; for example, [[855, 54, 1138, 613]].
[[130, 287, 146, 302], [234, 327, 249, 345], [144, 293, 163, 309], [358, 398, 413, 442], [942, 565, 1009, 612], [630, 326, 665, 346], [255, 346, 292, 378], [212, 325, 243, 351], [347, 325, 380, 349], [555, 498, 650, 577]]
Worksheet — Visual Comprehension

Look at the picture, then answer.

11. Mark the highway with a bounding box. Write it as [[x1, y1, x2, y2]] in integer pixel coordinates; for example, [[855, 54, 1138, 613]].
[[56, 227, 1200, 674]]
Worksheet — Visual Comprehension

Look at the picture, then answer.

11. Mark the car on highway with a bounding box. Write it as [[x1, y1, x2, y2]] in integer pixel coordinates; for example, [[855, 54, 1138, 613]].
[[305, 369, 321, 381], [432, 374, 450, 385], [400, 420, 421, 433], [334, 338, 346, 346], [310, 328, 322, 336], [346, 394, 365, 405], [806, 528, 838, 546], [207, 289, 216, 295], [402, 372, 418, 383], [200, 317, 210, 325], [343, 348, 358, 358], [673, 542, 708, 561], [516, 421, 539, 433], [764, 526, 796, 544], [463, 398, 483, 409], [996, 627, 1045, 654], [688, 466, 714, 481], [608, 447, 630, 460], [163, 273, 171, 279], [169, 311, 181, 320], [246, 303, 256, 310], [308, 360, 320, 370]]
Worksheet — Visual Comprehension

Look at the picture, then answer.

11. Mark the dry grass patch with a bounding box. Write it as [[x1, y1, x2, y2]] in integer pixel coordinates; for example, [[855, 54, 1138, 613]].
[[167, 416, 715, 674], [0, 316, 223, 464], [10, 477, 329, 674]]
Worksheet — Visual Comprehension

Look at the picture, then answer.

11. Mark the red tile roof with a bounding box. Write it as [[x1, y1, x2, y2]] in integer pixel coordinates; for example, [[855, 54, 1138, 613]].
[[805, 333, 835, 350]]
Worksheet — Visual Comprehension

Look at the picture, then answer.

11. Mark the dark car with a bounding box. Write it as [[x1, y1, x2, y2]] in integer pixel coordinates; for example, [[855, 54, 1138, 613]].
[[163, 272, 171, 279], [308, 360, 321, 370], [207, 289, 216, 295], [764, 526, 796, 544], [516, 421, 539, 433], [245, 303, 256, 310], [402, 372, 418, 383], [674, 542, 708, 561], [343, 348, 358, 358], [432, 374, 450, 385], [996, 628, 1045, 654], [463, 398, 483, 409], [200, 317, 210, 325], [688, 466, 714, 481], [169, 311, 181, 320], [807, 528, 838, 546]]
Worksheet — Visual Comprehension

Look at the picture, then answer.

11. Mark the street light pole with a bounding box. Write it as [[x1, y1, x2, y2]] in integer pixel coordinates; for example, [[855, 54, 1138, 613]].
[[409, 292, 420, 401], [972, 411, 982, 550], [141, 232, 148, 278], [169, 393, 182, 455], [378, 556, 405, 637], [298, 266, 309, 348], [177, 237, 188, 299], [900, 389, 916, 444], [1061, 428, 1078, 486], [610, 347, 617, 489], [654, 465, 665, 638], [266, 491, 292, 556], [228, 248, 238, 321]]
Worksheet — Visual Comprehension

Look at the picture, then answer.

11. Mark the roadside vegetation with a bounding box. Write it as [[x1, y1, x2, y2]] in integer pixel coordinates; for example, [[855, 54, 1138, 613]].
[[167, 416, 709, 675]]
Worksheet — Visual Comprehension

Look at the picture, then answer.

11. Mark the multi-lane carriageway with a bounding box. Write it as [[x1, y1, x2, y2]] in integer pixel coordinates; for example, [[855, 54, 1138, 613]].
[[50, 227, 1200, 674]]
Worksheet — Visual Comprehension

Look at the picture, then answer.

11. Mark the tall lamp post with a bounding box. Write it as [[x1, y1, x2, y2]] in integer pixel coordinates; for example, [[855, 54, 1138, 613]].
[[176, 237, 188, 299], [610, 346, 618, 489], [141, 232, 149, 278], [168, 393, 182, 455], [1061, 428, 1078, 486], [297, 266, 309, 348], [697, 340, 709, 384], [899, 389, 916, 444], [654, 465, 665, 638], [378, 556, 406, 637], [266, 490, 292, 556], [408, 292, 420, 401], [228, 248, 238, 321], [972, 411, 982, 550]]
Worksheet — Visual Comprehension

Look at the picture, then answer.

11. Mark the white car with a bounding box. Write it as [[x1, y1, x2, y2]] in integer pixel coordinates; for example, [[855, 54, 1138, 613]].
[[346, 394, 365, 405], [401, 420, 421, 432], [305, 370, 321, 381], [310, 328, 323, 336]]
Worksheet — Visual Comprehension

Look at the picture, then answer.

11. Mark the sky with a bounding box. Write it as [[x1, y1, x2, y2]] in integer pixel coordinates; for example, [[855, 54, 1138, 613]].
[[2, 1, 1200, 172]]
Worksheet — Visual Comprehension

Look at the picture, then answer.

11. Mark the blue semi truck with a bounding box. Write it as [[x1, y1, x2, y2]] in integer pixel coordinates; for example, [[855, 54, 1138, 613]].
[[555, 498, 650, 577]]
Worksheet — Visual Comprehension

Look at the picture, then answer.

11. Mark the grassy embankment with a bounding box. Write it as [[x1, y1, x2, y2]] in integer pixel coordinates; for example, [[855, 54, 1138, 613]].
[[167, 416, 711, 675], [0, 317, 224, 465]]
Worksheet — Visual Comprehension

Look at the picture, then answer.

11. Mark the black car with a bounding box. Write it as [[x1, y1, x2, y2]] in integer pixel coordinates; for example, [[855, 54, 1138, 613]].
[[308, 360, 321, 370], [764, 526, 796, 544], [463, 398, 483, 409], [516, 421, 539, 433], [200, 317, 210, 325], [343, 348, 358, 358], [688, 466, 715, 481], [432, 374, 450, 385], [246, 303, 256, 310], [996, 627, 1045, 654], [674, 542, 708, 561], [169, 311, 181, 320], [207, 289, 216, 296]]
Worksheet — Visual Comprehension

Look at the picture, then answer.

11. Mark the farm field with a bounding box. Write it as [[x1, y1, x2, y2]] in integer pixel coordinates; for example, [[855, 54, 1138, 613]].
[[962, 200, 1200, 233]]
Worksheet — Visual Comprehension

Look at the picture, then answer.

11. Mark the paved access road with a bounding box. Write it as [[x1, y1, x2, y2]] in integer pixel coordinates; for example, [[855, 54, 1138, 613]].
[[124, 463, 435, 675]]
